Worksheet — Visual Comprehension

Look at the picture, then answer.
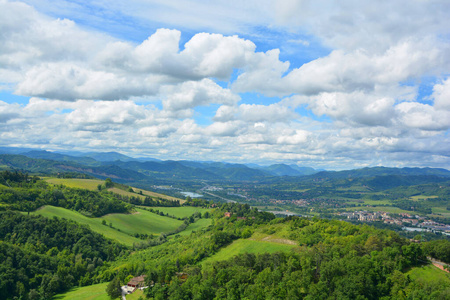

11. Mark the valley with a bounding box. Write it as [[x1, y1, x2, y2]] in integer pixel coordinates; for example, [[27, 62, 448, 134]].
[[0, 150, 449, 299]]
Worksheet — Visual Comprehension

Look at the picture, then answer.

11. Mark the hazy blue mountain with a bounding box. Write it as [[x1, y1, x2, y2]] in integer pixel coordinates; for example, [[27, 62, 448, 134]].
[[0, 146, 37, 154], [288, 165, 320, 175], [258, 164, 318, 176], [108, 160, 221, 180], [310, 166, 450, 180], [82, 151, 137, 162], [21, 150, 99, 166]]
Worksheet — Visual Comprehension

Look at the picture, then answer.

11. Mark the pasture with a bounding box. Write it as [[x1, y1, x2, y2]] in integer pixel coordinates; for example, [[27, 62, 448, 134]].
[[52, 282, 109, 300], [407, 264, 450, 283], [45, 178, 104, 190], [31, 206, 141, 246], [150, 206, 213, 218], [102, 208, 183, 236], [201, 238, 298, 265]]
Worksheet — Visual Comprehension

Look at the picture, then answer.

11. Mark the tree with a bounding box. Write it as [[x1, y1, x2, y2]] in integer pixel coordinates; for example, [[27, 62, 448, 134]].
[[105, 178, 114, 188], [106, 276, 122, 299]]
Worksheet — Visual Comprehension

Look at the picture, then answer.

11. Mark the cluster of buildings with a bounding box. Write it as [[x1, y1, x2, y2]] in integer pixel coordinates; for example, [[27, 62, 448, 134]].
[[339, 211, 450, 235]]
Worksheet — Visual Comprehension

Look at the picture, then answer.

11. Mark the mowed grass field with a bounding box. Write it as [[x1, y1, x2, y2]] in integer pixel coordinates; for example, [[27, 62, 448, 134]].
[[32, 206, 212, 246], [52, 282, 109, 300], [45, 178, 104, 190], [31, 206, 141, 246], [102, 208, 183, 236], [202, 238, 298, 265], [149, 206, 213, 218]]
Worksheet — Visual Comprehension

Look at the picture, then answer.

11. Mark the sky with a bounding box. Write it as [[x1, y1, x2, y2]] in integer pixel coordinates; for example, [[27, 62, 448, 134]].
[[0, 0, 450, 170]]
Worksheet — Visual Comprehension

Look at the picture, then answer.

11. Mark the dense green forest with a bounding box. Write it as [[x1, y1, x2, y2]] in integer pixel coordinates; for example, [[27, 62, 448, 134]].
[[0, 211, 126, 299]]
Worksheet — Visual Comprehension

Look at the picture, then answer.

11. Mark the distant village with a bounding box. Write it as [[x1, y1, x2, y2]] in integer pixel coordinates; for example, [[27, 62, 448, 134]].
[[339, 211, 450, 235]]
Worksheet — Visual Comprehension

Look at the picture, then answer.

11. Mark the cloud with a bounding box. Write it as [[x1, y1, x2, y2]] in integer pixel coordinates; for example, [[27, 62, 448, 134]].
[[274, 0, 450, 52], [396, 102, 450, 131], [432, 78, 450, 111], [1, 1, 449, 169], [162, 79, 240, 111]]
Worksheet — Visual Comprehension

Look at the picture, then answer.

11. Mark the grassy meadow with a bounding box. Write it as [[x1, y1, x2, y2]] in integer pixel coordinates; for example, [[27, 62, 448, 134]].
[[102, 208, 183, 236], [407, 264, 450, 283], [31, 206, 141, 246], [202, 238, 298, 265], [52, 282, 109, 300], [45, 178, 104, 190], [149, 206, 213, 218]]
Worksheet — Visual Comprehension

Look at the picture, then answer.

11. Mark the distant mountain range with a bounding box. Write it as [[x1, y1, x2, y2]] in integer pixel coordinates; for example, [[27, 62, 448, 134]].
[[0, 147, 449, 186]]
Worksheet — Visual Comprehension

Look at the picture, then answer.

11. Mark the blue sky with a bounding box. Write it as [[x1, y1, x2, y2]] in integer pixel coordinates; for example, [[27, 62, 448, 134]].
[[0, 0, 450, 170]]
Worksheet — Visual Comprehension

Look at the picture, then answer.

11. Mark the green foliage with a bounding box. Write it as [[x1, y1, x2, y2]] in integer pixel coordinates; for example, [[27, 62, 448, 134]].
[[0, 211, 126, 300], [105, 277, 121, 299], [422, 240, 450, 263]]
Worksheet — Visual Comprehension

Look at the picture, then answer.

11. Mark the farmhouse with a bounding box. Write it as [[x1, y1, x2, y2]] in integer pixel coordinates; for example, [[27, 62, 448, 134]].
[[126, 275, 146, 293]]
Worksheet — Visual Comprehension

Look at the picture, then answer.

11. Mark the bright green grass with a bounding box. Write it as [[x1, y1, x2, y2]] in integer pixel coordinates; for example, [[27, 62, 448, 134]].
[[101, 208, 182, 236], [150, 206, 213, 218], [202, 238, 298, 265], [407, 264, 450, 283], [45, 178, 104, 190], [52, 282, 109, 300], [31, 206, 140, 246], [178, 218, 212, 236]]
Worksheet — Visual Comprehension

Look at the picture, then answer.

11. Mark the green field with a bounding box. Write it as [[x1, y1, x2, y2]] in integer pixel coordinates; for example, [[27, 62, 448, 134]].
[[53, 282, 109, 300], [45, 178, 105, 190], [31, 206, 141, 246], [202, 238, 298, 265], [149, 206, 213, 218], [108, 187, 146, 200], [102, 208, 183, 236], [133, 187, 185, 203], [407, 264, 450, 283]]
